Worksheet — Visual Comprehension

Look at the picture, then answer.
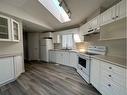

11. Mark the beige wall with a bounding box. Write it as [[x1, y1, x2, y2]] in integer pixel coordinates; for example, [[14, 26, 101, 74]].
[[91, 39, 126, 58], [76, 39, 126, 58], [0, 20, 23, 56]]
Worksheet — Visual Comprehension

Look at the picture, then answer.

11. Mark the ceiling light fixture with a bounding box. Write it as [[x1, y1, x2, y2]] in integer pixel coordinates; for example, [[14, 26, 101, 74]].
[[38, 0, 71, 23]]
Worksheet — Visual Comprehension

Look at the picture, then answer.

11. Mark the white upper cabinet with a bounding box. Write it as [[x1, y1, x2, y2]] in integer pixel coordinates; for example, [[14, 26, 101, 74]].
[[79, 22, 90, 37], [100, 7, 114, 26], [11, 19, 20, 42], [115, 0, 126, 20], [0, 14, 21, 42], [101, 0, 126, 26], [0, 15, 11, 41], [89, 15, 100, 29], [79, 15, 100, 36]]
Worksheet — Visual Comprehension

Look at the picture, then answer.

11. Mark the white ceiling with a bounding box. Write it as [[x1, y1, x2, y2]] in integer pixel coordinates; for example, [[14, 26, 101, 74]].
[[0, 0, 119, 32]]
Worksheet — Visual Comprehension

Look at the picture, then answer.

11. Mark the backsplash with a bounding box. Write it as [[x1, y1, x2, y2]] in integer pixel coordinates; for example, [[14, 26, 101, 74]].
[[76, 42, 91, 52], [54, 38, 126, 59], [91, 39, 126, 58], [76, 39, 126, 58], [54, 43, 61, 49]]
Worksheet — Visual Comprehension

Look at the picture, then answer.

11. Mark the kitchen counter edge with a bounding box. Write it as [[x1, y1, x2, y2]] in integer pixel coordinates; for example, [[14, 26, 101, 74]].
[[92, 55, 127, 69], [0, 53, 23, 58]]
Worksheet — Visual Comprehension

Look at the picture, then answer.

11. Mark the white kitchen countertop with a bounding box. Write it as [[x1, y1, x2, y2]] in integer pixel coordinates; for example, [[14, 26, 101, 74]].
[[49, 49, 127, 68], [92, 55, 127, 69]]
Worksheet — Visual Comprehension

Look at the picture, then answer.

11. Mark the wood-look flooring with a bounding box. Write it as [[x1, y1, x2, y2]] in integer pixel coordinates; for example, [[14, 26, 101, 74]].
[[0, 62, 101, 95]]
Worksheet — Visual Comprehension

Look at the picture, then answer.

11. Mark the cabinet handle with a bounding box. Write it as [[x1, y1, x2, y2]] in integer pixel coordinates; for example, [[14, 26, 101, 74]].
[[108, 84, 111, 87], [112, 17, 115, 20], [109, 67, 112, 69], [116, 16, 118, 18], [108, 75, 111, 77]]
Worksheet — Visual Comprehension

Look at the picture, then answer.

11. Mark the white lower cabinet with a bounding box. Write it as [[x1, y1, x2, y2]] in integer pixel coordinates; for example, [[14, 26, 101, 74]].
[[55, 51, 63, 64], [90, 58, 126, 95], [90, 59, 101, 91], [62, 52, 70, 66], [14, 56, 23, 78], [100, 61, 126, 95], [49, 51, 56, 63], [0, 55, 23, 86], [69, 52, 78, 68], [56, 51, 70, 66], [0, 57, 14, 85], [49, 50, 78, 68], [126, 69, 127, 94]]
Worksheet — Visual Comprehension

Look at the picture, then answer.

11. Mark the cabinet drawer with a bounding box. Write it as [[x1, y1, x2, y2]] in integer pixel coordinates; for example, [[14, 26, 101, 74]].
[[102, 70, 126, 87], [101, 78, 126, 95], [101, 61, 125, 75]]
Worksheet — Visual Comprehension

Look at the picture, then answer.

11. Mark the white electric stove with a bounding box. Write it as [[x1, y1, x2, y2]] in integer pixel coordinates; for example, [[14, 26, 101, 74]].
[[77, 46, 106, 83]]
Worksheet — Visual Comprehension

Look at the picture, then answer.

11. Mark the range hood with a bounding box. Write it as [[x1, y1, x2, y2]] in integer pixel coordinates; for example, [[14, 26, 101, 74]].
[[84, 27, 100, 36]]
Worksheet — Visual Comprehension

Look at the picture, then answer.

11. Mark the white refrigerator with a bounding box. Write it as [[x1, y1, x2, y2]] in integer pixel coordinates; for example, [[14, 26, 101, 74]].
[[40, 38, 53, 62]]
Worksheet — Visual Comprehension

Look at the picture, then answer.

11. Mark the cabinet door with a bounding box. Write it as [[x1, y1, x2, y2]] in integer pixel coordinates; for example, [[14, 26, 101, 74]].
[[11, 19, 20, 42], [55, 51, 61, 64], [89, 15, 100, 29], [63, 52, 70, 66], [90, 59, 100, 91], [100, 61, 126, 95], [125, 69, 127, 95], [49, 51, 52, 62], [116, 0, 126, 20], [0, 15, 11, 41], [100, 7, 114, 26], [14, 56, 23, 78], [52, 51, 56, 63], [69, 52, 78, 68], [0, 57, 14, 85], [49, 51, 56, 63], [49, 51, 55, 63], [79, 23, 90, 36]]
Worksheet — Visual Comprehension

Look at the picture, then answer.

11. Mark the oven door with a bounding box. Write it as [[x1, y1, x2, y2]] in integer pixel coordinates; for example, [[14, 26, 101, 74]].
[[78, 55, 90, 75]]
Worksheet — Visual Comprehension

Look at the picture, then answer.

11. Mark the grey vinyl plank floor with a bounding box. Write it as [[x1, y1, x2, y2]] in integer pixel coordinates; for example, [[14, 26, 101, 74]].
[[0, 62, 101, 95]]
